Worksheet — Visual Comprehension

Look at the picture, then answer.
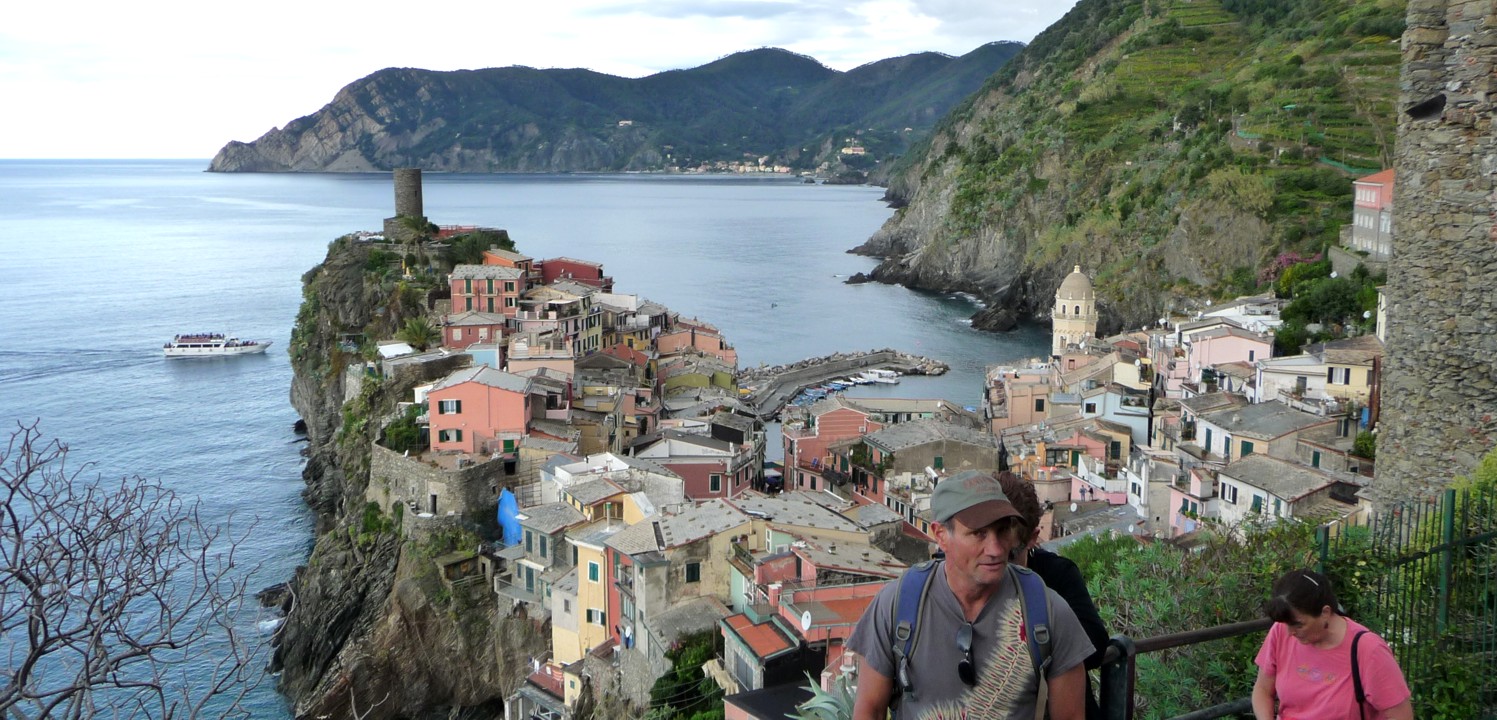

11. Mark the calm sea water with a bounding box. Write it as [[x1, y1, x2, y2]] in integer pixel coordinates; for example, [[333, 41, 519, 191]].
[[0, 160, 1047, 715]]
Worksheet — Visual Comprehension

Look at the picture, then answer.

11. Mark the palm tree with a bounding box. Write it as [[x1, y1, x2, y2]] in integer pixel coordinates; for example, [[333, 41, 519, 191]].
[[396, 317, 441, 351]]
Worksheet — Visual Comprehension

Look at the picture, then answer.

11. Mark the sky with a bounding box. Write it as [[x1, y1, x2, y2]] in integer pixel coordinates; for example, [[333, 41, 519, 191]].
[[0, 0, 1078, 160]]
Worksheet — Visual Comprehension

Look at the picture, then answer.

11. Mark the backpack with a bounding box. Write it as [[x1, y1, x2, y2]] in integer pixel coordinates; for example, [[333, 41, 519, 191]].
[[1351, 630, 1369, 720], [888, 560, 1053, 712]]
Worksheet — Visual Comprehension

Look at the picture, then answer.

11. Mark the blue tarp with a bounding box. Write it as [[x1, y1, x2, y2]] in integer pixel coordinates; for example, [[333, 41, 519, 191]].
[[497, 489, 522, 547]]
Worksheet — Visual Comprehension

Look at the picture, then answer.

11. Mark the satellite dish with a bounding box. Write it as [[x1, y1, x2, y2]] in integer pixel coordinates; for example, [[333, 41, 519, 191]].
[[1330, 271, 1339, 279], [1363, 310, 1372, 319], [1070, 502, 1078, 512], [1128, 525, 1136, 534], [801, 610, 813, 632]]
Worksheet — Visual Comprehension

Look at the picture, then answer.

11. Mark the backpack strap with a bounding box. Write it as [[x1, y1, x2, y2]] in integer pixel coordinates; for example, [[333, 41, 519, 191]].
[[889, 560, 939, 704], [1351, 630, 1369, 720], [1014, 565, 1053, 720]]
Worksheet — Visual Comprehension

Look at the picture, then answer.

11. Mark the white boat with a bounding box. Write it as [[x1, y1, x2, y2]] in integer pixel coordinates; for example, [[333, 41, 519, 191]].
[[163, 333, 272, 357], [864, 369, 900, 384]]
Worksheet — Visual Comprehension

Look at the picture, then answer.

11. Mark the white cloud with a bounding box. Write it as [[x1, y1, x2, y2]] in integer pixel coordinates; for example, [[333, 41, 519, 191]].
[[0, 0, 1077, 159]]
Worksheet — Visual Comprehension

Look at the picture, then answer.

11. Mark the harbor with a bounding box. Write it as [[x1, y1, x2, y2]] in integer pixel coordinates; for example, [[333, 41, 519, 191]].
[[737, 348, 949, 419]]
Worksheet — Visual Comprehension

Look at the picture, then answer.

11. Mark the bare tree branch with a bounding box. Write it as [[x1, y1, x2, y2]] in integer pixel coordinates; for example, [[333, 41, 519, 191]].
[[1, 422, 263, 720]]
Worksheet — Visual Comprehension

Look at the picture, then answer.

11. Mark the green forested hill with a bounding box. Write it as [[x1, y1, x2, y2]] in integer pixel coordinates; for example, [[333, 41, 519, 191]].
[[208, 44, 1023, 173], [861, 0, 1404, 333]]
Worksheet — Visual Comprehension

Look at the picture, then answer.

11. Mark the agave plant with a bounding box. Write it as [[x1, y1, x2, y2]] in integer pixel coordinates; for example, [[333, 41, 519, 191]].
[[790, 671, 855, 720]]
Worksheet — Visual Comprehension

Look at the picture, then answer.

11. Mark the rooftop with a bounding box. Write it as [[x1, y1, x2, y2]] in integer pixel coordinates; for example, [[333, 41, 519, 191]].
[[430, 365, 532, 395], [1200, 400, 1333, 440], [564, 478, 626, 506], [651, 596, 730, 645], [722, 614, 798, 660], [451, 264, 523, 280], [657, 499, 751, 548], [729, 494, 864, 534], [517, 502, 587, 534], [864, 419, 998, 452], [446, 310, 510, 326], [797, 539, 904, 578], [1220, 454, 1344, 501]]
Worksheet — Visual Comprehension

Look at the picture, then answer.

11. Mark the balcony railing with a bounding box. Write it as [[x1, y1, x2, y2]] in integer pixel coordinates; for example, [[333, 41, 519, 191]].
[[1099, 618, 1272, 720]]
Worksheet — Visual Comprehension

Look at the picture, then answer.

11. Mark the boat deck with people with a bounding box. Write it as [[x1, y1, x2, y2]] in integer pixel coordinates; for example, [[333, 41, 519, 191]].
[[163, 333, 273, 357]]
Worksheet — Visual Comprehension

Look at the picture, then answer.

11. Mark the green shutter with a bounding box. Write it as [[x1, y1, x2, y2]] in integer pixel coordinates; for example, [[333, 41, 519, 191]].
[[1241, 440, 1255, 457]]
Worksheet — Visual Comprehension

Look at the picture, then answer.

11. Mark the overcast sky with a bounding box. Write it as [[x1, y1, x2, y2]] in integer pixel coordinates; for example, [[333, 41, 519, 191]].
[[0, 0, 1077, 159]]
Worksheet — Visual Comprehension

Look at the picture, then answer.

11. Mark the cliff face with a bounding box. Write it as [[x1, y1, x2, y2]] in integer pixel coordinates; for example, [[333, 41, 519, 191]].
[[851, 0, 1401, 333], [277, 239, 546, 719], [208, 45, 1022, 174]]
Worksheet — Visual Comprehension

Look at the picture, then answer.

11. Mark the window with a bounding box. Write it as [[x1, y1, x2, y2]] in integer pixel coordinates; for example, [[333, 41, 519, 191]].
[[438, 429, 463, 442], [686, 562, 701, 583], [505, 297, 516, 308], [486, 279, 494, 294], [464, 298, 473, 311], [539, 535, 549, 558], [563, 599, 571, 613], [1274, 498, 1283, 517], [525, 530, 533, 553], [451, 328, 462, 342], [1074, 305, 1080, 315], [1131, 482, 1141, 496], [933, 456, 943, 470], [1084, 402, 1097, 414], [710, 474, 722, 493], [1251, 495, 1264, 514], [1222, 484, 1239, 504], [486, 298, 494, 313], [505, 281, 515, 292], [464, 279, 472, 293], [1312, 451, 1322, 469], [586, 608, 604, 625], [438, 399, 462, 414], [1248, 350, 1256, 362], [588, 561, 600, 583], [1240, 440, 1255, 457], [1034, 398, 1045, 412], [1204, 427, 1213, 451]]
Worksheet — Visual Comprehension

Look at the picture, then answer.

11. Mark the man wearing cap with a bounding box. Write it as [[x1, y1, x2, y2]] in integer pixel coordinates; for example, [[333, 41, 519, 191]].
[[845, 471, 1094, 720]]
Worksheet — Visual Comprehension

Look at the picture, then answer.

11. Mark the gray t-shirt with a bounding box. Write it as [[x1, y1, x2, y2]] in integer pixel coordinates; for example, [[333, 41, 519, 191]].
[[845, 562, 1095, 720]]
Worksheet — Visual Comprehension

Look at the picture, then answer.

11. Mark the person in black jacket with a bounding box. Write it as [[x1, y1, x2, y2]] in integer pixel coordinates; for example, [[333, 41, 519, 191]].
[[997, 471, 1110, 720]]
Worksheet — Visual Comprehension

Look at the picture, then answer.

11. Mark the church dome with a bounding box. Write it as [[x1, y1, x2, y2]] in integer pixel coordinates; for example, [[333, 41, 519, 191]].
[[1057, 265, 1093, 300]]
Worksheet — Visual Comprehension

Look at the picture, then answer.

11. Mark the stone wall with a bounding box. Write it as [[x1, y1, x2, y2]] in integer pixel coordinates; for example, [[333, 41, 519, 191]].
[[394, 168, 424, 218], [1377, 0, 1497, 501], [368, 443, 514, 523]]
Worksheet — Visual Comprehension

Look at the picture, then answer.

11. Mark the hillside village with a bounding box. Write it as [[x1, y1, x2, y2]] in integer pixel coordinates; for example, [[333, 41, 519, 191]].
[[325, 164, 1406, 720]]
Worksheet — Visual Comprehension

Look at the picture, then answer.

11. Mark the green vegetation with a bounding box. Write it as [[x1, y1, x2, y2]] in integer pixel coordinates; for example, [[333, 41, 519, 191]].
[[1273, 259, 1381, 354], [383, 403, 425, 454], [447, 229, 515, 265], [1353, 430, 1376, 459], [645, 631, 724, 720], [895, 0, 1403, 321], [396, 317, 441, 351]]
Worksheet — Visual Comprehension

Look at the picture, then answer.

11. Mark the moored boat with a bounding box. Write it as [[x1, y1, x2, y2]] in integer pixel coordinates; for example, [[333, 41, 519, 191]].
[[163, 333, 273, 357]]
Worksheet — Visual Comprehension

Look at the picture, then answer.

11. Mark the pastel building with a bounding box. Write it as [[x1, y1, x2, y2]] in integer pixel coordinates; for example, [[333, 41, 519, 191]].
[[1350, 169, 1394, 261], [426, 366, 534, 454], [450, 265, 526, 317], [1052, 265, 1097, 357]]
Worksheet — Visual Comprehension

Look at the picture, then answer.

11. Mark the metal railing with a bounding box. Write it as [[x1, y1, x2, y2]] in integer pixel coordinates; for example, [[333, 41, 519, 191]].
[[1099, 618, 1272, 720]]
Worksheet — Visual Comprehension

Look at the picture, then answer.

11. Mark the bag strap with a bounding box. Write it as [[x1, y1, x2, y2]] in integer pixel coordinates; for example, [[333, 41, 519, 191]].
[[1014, 565, 1053, 720], [890, 560, 939, 704], [1351, 630, 1369, 720]]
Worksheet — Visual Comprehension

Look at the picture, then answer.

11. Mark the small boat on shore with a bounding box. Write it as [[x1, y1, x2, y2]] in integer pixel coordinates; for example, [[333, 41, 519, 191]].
[[163, 333, 272, 358], [863, 369, 900, 384]]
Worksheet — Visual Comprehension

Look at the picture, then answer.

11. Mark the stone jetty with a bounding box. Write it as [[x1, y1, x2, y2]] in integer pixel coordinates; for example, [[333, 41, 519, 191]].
[[738, 348, 948, 419]]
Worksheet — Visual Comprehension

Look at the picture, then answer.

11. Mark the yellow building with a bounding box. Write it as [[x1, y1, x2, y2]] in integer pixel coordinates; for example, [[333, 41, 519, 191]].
[[1052, 265, 1097, 357]]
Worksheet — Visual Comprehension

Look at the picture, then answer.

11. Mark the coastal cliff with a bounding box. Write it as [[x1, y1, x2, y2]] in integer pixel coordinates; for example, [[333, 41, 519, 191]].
[[208, 44, 1021, 174], [850, 0, 1403, 333], [277, 238, 545, 719]]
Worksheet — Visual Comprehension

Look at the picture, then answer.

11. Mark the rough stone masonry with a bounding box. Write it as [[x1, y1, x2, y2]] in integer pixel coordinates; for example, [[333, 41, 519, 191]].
[[1377, 0, 1497, 501]]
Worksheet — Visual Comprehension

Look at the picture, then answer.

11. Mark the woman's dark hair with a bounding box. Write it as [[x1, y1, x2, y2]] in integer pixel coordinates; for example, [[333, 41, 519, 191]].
[[1265, 569, 1341, 622], [996, 471, 1042, 536]]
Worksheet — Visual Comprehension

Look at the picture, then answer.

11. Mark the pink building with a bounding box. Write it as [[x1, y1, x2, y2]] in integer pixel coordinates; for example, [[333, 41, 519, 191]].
[[450, 265, 526, 318], [782, 398, 886, 492], [657, 322, 738, 367], [1186, 326, 1273, 388], [1351, 169, 1394, 261], [426, 366, 534, 454], [632, 430, 756, 499], [1167, 466, 1219, 537], [537, 257, 614, 292], [443, 310, 508, 351]]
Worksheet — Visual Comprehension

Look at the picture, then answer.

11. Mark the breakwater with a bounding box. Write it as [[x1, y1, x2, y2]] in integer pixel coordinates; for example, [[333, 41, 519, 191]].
[[738, 348, 948, 418]]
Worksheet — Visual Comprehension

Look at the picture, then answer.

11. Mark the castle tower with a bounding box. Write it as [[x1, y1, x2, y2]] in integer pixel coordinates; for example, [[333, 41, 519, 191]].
[[1375, 0, 1497, 501], [393, 168, 424, 218], [1052, 265, 1096, 357]]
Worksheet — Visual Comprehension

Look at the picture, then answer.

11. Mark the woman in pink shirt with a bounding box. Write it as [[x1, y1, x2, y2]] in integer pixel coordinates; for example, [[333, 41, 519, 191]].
[[1252, 569, 1414, 720]]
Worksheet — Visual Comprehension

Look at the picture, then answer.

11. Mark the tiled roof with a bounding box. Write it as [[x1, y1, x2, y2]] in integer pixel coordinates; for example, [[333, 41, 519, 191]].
[[1220, 454, 1342, 501], [518, 502, 586, 534], [1200, 400, 1332, 440], [451, 264, 523, 280], [446, 310, 510, 326], [864, 419, 997, 452], [657, 499, 750, 548], [722, 614, 797, 660], [430, 365, 532, 394], [729, 495, 863, 534], [603, 519, 660, 555], [565, 478, 625, 506]]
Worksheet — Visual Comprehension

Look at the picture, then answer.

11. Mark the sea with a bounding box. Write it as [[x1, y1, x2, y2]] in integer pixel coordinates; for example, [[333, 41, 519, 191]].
[[0, 159, 1048, 716]]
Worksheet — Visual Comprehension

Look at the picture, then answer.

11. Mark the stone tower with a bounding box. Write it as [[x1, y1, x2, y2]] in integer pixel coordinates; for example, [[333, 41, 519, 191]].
[[1375, 0, 1497, 501], [393, 168, 424, 218], [383, 168, 428, 242], [1052, 265, 1097, 357]]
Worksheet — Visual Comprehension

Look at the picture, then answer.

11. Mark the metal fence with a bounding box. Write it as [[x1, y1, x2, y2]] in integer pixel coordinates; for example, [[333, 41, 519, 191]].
[[1097, 486, 1496, 720], [1318, 487, 1497, 719]]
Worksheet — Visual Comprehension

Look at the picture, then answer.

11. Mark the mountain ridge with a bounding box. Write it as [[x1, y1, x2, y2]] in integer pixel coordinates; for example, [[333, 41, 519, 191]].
[[209, 43, 1023, 174]]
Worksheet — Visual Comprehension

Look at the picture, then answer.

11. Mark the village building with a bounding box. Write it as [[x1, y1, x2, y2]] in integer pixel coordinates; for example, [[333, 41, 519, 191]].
[[425, 366, 536, 455], [1052, 265, 1098, 357], [450, 264, 526, 317]]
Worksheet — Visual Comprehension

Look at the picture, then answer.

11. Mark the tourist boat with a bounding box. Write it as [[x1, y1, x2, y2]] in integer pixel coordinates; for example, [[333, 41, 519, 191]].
[[163, 333, 273, 357]]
